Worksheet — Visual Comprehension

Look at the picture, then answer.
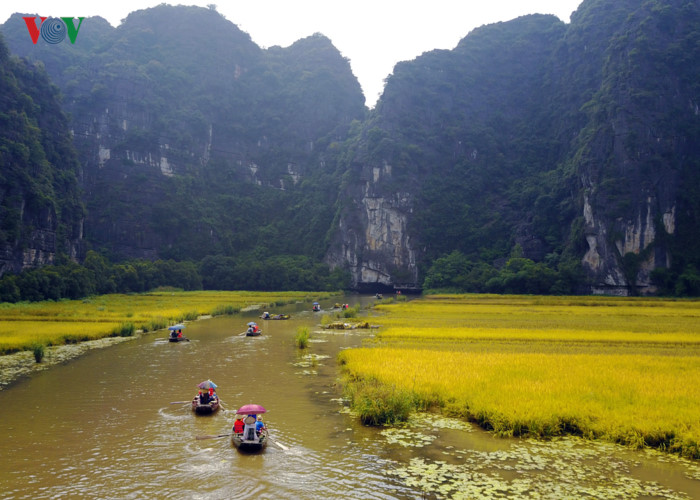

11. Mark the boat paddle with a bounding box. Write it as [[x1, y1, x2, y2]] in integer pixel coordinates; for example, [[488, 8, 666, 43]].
[[268, 438, 289, 451], [196, 433, 231, 440]]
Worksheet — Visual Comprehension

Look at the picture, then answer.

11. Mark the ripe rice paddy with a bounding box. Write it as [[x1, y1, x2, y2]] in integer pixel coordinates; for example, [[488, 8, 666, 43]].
[[0, 290, 328, 354], [339, 294, 700, 459]]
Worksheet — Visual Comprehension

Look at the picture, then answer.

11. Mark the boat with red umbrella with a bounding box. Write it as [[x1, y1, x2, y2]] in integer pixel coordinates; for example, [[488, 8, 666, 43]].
[[231, 404, 268, 451], [192, 380, 220, 415]]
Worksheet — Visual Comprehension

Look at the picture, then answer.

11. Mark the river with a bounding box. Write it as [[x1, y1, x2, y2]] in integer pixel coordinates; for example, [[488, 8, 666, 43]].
[[0, 296, 698, 499]]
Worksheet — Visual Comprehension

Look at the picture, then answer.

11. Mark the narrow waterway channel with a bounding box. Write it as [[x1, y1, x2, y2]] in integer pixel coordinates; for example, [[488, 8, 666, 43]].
[[0, 296, 698, 499]]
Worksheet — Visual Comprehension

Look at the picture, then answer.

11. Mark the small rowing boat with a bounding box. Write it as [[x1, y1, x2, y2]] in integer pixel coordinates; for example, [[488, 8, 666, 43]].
[[192, 393, 220, 415], [261, 312, 290, 320], [231, 416, 268, 451], [232, 404, 268, 451], [246, 321, 262, 336], [168, 323, 188, 342], [192, 379, 219, 415]]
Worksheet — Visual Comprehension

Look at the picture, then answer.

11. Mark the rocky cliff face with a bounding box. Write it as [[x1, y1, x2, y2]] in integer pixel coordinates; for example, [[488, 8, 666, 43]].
[[326, 0, 699, 295], [0, 36, 84, 275], [2, 2, 698, 295], [2, 7, 366, 263], [574, 0, 696, 294], [326, 162, 418, 291]]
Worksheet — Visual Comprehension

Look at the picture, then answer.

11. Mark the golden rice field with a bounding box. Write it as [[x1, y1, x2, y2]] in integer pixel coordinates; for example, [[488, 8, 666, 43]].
[[0, 290, 328, 354], [339, 294, 700, 459]]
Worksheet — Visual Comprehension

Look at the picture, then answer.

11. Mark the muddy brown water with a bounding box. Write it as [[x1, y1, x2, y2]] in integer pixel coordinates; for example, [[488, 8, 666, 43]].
[[1, 296, 699, 499]]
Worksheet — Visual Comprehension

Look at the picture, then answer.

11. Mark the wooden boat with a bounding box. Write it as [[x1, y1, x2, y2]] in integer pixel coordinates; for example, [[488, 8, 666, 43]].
[[261, 312, 290, 320], [192, 394, 220, 415], [168, 324, 186, 341], [231, 415, 268, 451]]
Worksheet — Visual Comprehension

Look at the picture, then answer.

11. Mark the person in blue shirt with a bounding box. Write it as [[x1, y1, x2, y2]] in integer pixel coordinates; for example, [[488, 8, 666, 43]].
[[255, 415, 266, 435]]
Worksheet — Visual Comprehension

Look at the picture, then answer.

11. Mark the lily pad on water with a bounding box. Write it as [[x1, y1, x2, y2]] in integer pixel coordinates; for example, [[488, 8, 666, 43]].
[[381, 428, 436, 448], [384, 437, 695, 499], [407, 412, 474, 432]]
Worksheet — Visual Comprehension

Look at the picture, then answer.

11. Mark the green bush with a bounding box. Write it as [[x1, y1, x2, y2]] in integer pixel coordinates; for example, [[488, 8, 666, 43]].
[[345, 379, 414, 425], [31, 343, 45, 363]]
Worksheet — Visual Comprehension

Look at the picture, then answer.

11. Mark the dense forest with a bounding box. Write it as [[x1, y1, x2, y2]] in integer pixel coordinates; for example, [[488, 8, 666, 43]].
[[0, 0, 699, 301]]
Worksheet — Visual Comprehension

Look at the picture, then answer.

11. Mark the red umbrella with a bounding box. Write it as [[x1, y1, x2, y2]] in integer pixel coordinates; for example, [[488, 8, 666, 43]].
[[236, 403, 266, 414]]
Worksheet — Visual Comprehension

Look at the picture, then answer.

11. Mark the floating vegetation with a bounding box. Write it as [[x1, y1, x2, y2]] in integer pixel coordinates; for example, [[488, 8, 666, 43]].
[[407, 412, 473, 432], [295, 369, 318, 376], [385, 436, 696, 499], [293, 353, 330, 368], [381, 428, 436, 448]]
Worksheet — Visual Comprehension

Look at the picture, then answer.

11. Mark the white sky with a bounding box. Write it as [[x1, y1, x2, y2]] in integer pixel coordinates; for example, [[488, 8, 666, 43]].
[[2, 1, 583, 107]]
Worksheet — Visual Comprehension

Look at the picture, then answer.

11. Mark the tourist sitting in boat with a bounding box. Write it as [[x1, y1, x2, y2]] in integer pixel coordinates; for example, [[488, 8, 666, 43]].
[[233, 415, 245, 434], [250, 323, 260, 333], [255, 415, 266, 436], [199, 390, 210, 404], [261, 311, 270, 319]]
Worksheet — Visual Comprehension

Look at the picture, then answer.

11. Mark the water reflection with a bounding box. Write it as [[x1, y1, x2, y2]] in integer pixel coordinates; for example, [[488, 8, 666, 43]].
[[0, 296, 698, 499]]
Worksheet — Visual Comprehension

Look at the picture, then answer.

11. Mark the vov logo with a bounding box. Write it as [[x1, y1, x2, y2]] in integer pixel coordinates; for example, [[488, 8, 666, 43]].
[[22, 16, 84, 44]]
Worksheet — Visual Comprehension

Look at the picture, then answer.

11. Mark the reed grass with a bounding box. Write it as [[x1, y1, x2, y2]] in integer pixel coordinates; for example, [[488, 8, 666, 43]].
[[339, 294, 700, 459], [295, 326, 310, 349]]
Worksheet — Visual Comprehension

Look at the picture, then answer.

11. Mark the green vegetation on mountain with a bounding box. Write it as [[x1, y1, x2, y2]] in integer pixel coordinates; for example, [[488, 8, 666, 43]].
[[0, 0, 699, 299], [0, 33, 84, 274], [332, 0, 699, 295]]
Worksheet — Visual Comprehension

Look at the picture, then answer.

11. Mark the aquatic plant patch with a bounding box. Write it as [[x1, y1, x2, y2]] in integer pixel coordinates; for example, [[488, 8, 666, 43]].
[[385, 437, 696, 499]]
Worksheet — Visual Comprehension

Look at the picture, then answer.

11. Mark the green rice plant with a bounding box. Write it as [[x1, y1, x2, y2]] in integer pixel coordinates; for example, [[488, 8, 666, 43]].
[[344, 378, 414, 425], [112, 322, 135, 337], [342, 304, 361, 319], [142, 316, 169, 332], [295, 326, 310, 349], [180, 310, 199, 321], [31, 342, 45, 363], [211, 304, 240, 316]]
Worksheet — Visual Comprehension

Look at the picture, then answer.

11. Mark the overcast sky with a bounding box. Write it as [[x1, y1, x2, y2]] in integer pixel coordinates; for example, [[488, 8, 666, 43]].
[[2, 1, 583, 107]]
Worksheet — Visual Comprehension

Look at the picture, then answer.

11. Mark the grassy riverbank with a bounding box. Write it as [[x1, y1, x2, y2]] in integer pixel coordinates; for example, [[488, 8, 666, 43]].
[[0, 290, 330, 355], [339, 294, 700, 459]]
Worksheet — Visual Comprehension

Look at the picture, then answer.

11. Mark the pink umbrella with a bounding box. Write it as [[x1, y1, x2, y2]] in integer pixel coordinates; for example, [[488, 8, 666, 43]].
[[236, 403, 266, 414]]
